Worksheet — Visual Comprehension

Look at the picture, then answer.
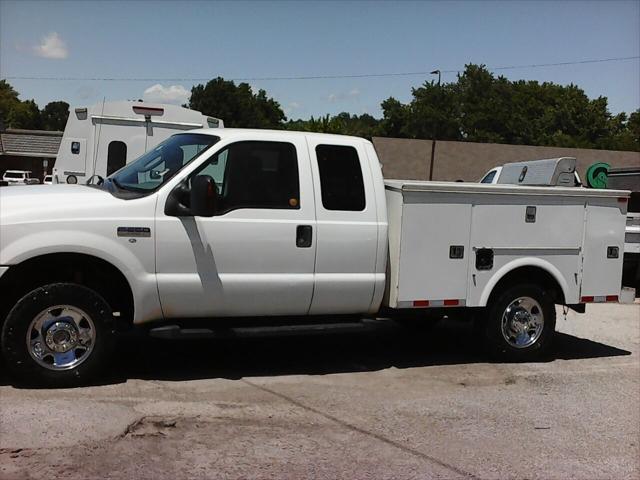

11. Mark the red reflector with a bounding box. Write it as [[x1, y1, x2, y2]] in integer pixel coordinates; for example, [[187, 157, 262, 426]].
[[618, 197, 628, 203], [443, 299, 459, 306], [581, 296, 594, 303], [413, 300, 429, 307], [606, 295, 618, 302]]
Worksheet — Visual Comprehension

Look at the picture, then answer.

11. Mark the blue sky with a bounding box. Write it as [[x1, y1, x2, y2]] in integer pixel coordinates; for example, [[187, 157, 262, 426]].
[[1, 0, 638, 120]]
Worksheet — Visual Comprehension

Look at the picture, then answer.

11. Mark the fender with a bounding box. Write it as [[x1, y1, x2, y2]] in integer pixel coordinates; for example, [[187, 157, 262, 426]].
[[478, 257, 572, 307], [1, 229, 163, 324]]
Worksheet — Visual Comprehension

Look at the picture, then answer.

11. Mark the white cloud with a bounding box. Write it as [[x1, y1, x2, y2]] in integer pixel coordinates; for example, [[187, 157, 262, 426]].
[[327, 88, 361, 103], [33, 32, 68, 59], [143, 84, 190, 105]]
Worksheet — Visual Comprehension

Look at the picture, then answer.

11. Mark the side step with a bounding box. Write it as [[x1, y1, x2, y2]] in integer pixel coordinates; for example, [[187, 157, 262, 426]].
[[149, 319, 394, 340]]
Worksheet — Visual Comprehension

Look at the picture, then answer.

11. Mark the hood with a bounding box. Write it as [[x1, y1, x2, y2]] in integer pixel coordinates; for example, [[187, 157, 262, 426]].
[[0, 184, 126, 224]]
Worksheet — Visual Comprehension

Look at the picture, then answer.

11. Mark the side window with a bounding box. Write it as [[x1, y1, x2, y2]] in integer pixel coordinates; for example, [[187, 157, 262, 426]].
[[107, 141, 127, 176], [315, 144, 365, 211], [196, 149, 228, 191], [481, 170, 497, 184], [194, 141, 299, 214]]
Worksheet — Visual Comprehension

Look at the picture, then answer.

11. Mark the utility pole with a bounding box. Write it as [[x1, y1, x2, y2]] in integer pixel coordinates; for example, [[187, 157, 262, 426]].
[[428, 70, 441, 181]]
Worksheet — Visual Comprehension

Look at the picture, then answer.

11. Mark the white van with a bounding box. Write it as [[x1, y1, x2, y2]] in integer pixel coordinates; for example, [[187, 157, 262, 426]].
[[53, 101, 223, 184], [480, 157, 581, 186]]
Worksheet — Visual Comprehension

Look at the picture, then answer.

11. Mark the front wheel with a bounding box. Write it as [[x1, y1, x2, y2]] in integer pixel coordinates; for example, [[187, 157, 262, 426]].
[[1, 283, 116, 387], [481, 284, 556, 361]]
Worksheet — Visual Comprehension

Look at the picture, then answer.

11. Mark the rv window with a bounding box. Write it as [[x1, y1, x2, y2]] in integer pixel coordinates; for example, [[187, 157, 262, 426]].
[[107, 141, 127, 175]]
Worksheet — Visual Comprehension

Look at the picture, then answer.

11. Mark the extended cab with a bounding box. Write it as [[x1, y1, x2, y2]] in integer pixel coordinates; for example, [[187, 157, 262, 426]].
[[0, 129, 630, 386]]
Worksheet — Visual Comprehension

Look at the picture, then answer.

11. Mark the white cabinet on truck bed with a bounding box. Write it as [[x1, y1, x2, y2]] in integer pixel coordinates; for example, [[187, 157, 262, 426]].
[[384, 180, 628, 309]]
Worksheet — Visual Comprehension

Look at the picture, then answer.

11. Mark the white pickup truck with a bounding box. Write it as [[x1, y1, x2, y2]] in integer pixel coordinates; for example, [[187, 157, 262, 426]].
[[0, 129, 630, 386]]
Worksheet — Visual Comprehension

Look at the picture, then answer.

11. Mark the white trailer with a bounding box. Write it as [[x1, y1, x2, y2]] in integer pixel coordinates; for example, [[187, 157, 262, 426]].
[[53, 101, 222, 184]]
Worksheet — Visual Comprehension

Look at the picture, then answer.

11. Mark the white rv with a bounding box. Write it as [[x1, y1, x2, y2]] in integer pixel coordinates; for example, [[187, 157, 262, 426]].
[[53, 101, 223, 184]]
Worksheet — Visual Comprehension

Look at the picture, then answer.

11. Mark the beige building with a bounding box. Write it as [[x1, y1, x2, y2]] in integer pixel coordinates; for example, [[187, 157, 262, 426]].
[[372, 137, 640, 182]]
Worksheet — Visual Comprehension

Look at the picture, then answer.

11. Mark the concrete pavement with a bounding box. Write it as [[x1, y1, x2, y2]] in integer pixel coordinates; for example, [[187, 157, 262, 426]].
[[1, 303, 638, 479]]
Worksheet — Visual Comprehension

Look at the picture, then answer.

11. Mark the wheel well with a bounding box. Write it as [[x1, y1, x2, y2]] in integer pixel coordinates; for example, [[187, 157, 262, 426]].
[[487, 266, 566, 307], [0, 253, 134, 329]]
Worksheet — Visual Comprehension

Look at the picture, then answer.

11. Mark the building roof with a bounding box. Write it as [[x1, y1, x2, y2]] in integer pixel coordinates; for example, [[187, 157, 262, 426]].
[[0, 129, 63, 158]]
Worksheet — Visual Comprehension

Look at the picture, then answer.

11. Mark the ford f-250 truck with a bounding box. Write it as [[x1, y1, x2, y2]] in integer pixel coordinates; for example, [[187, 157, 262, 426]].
[[0, 129, 631, 386]]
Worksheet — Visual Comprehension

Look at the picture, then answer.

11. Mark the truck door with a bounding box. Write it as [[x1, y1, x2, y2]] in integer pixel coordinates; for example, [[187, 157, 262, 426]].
[[155, 136, 317, 318], [306, 139, 379, 314]]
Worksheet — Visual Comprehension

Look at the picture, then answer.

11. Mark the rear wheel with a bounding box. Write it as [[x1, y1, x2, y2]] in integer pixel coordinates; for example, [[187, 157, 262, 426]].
[[482, 284, 556, 361], [1, 283, 116, 387]]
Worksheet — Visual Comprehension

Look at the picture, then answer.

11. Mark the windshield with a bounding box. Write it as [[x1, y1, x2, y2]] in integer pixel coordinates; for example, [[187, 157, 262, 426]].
[[109, 133, 219, 192]]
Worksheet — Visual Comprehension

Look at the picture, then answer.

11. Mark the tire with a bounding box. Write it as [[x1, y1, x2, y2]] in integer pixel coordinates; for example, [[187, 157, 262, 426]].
[[1, 283, 116, 387], [482, 283, 556, 361]]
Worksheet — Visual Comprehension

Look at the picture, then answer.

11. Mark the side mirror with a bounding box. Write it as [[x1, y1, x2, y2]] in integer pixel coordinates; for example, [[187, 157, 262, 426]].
[[190, 175, 217, 217]]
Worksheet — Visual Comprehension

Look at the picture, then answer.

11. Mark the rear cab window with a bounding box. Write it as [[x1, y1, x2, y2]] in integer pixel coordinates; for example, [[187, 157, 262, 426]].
[[315, 144, 366, 211]]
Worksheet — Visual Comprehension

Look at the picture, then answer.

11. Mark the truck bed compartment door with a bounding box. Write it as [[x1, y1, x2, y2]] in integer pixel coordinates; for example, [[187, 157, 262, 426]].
[[396, 200, 471, 305]]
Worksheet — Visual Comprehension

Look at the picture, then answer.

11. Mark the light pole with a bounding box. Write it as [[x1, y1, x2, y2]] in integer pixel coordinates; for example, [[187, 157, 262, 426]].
[[428, 69, 441, 181]]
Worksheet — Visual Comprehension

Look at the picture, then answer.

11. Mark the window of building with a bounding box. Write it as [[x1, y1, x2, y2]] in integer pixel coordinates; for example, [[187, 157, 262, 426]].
[[106, 141, 127, 176], [315, 145, 365, 211], [193, 141, 300, 214]]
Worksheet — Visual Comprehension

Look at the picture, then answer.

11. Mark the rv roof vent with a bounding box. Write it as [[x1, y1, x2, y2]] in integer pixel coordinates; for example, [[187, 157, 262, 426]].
[[132, 106, 164, 117]]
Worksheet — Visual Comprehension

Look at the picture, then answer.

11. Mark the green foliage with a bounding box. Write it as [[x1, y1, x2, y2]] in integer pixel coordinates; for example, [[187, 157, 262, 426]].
[[41, 101, 70, 131], [0, 81, 69, 131], [0, 80, 21, 126], [378, 64, 639, 151], [7, 99, 42, 130], [285, 112, 381, 138], [1, 70, 637, 152], [189, 77, 286, 128]]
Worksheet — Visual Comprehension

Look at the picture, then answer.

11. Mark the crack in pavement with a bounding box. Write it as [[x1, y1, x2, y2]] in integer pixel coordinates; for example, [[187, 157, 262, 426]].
[[242, 379, 479, 479]]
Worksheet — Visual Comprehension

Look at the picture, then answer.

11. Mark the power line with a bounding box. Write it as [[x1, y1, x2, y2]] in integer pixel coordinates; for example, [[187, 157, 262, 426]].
[[3, 56, 639, 83]]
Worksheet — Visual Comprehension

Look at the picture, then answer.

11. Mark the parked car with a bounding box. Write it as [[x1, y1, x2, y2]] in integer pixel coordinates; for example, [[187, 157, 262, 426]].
[[0, 129, 632, 386], [480, 157, 581, 186], [53, 101, 223, 185], [43, 175, 53, 185], [2, 170, 40, 185]]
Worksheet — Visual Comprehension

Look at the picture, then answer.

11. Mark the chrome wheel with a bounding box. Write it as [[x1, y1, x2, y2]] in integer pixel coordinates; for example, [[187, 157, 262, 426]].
[[26, 305, 96, 371], [501, 296, 544, 349]]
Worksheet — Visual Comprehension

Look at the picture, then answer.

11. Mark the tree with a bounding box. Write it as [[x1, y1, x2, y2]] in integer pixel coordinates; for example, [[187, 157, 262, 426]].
[[376, 64, 638, 151], [41, 101, 70, 131], [286, 112, 381, 139], [0, 80, 21, 127], [189, 77, 286, 128], [7, 99, 42, 130]]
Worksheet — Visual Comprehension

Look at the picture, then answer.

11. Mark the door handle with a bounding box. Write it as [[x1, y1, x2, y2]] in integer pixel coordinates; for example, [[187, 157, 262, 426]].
[[296, 225, 312, 248]]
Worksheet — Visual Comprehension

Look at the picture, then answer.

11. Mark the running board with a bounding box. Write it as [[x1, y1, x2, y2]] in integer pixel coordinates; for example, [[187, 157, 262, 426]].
[[148, 319, 394, 340]]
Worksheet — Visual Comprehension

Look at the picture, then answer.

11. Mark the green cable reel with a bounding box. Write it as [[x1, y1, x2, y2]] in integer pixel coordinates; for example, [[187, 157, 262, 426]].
[[585, 162, 610, 189]]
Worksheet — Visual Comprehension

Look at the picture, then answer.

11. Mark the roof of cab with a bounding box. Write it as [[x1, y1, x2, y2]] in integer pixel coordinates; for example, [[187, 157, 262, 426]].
[[187, 127, 370, 144]]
